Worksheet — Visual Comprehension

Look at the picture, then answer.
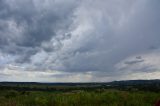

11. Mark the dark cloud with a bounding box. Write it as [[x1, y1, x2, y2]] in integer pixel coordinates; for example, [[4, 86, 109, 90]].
[[124, 56, 144, 65], [0, 0, 75, 47], [124, 60, 144, 65], [136, 56, 142, 59], [0, 0, 160, 81], [148, 46, 158, 50], [0, 0, 78, 64]]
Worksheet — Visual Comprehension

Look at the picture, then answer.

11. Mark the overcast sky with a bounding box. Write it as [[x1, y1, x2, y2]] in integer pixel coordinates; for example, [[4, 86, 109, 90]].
[[0, 0, 160, 82]]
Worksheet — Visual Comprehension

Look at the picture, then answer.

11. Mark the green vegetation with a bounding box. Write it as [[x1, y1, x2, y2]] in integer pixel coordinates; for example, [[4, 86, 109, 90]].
[[0, 81, 160, 106], [0, 89, 159, 106]]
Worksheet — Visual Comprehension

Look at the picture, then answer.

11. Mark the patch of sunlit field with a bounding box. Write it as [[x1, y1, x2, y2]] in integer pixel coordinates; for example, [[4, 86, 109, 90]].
[[0, 89, 159, 106]]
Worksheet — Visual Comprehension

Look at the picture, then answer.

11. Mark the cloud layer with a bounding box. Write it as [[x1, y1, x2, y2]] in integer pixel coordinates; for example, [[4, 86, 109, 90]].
[[0, 0, 160, 82]]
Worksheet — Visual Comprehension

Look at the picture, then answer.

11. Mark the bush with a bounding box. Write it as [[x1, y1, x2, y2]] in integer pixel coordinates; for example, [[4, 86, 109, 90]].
[[5, 90, 18, 98]]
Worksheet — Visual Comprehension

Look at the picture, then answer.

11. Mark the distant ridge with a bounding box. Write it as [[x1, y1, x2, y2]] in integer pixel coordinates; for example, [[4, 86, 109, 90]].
[[0, 79, 160, 85], [0, 79, 160, 92]]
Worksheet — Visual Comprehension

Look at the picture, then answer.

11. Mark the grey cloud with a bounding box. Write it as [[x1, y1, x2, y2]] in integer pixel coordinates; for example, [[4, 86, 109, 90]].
[[53, 0, 160, 78], [0, 0, 78, 64], [132, 65, 157, 73], [0, 0, 76, 47], [0, 73, 11, 77], [124, 60, 144, 65], [124, 56, 144, 65], [136, 56, 142, 59], [0, 0, 160, 81], [148, 46, 158, 50]]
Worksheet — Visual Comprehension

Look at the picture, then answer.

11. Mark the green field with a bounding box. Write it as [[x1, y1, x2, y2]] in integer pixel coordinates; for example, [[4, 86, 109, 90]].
[[0, 89, 159, 106]]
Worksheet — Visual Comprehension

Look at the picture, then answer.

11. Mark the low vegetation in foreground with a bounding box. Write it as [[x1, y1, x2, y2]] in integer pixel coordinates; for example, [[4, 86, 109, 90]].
[[0, 80, 160, 106], [0, 90, 160, 106]]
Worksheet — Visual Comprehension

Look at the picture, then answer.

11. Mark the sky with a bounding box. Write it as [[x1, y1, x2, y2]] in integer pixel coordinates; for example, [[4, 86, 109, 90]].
[[0, 0, 160, 82]]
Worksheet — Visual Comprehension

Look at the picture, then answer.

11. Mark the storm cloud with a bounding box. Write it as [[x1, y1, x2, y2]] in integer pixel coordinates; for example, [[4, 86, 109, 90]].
[[0, 0, 160, 82]]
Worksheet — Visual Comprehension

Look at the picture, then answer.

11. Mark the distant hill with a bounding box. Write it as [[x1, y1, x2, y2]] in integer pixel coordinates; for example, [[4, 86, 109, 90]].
[[0, 79, 160, 85], [108, 79, 160, 85], [0, 79, 160, 92]]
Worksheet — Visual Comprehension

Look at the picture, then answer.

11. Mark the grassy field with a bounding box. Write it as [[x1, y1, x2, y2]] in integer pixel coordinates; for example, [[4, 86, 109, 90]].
[[0, 89, 160, 106]]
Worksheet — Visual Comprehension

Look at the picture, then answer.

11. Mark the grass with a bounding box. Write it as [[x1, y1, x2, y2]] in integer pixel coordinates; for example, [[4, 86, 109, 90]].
[[0, 89, 159, 106]]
